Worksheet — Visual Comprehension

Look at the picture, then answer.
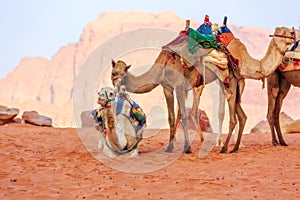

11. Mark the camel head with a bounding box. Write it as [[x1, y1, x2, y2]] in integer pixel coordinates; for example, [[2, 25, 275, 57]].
[[97, 86, 116, 107], [111, 60, 131, 88], [271, 27, 298, 53]]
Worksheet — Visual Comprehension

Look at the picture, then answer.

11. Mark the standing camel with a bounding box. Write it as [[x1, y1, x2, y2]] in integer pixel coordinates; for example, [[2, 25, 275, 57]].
[[174, 26, 297, 152], [207, 26, 298, 147], [266, 36, 300, 146]]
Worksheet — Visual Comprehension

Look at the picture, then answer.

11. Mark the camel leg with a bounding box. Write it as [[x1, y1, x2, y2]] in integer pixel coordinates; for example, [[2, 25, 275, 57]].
[[233, 78, 245, 147], [238, 78, 245, 96], [174, 108, 181, 137], [163, 87, 176, 152], [175, 87, 191, 154], [266, 73, 280, 146], [220, 77, 237, 153], [230, 102, 247, 153], [273, 77, 290, 146], [191, 85, 205, 142]]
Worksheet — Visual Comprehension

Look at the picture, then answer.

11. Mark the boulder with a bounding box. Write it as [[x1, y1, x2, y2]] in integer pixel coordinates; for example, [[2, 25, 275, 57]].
[[250, 120, 269, 134], [283, 119, 300, 133], [185, 108, 212, 132], [250, 112, 295, 134], [22, 111, 52, 127], [0, 105, 19, 125]]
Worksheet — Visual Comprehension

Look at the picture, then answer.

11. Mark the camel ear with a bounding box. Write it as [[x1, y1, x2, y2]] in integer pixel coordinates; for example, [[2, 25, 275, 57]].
[[126, 65, 131, 71], [112, 60, 116, 68]]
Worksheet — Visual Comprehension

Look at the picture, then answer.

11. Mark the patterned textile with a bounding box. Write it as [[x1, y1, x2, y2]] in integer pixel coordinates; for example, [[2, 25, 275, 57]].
[[280, 43, 300, 72], [216, 25, 239, 69], [279, 59, 300, 72], [196, 24, 212, 35], [188, 28, 219, 53], [205, 49, 228, 69], [217, 25, 232, 35], [115, 95, 146, 133], [216, 25, 235, 46], [162, 29, 198, 66], [162, 28, 243, 85], [279, 60, 300, 72]]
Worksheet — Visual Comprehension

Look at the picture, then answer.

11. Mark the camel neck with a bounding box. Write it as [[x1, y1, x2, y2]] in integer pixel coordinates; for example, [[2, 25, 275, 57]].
[[228, 38, 284, 80], [121, 63, 162, 93]]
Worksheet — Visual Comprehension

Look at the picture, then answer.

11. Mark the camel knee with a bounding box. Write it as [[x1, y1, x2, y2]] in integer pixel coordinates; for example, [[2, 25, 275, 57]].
[[266, 113, 274, 125], [271, 87, 279, 98], [229, 119, 237, 130], [239, 114, 247, 126]]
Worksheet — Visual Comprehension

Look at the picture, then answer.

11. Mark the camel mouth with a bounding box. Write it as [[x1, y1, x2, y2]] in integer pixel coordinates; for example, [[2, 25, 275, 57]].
[[112, 78, 121, 87]]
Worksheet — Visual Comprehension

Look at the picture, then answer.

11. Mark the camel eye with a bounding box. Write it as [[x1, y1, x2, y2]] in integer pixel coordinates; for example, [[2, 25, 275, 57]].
[[109, 92, 114, 97]]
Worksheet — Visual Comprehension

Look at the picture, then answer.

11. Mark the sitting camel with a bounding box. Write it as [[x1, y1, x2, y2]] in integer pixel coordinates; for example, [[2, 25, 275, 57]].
[[92, 86, 146, 157]]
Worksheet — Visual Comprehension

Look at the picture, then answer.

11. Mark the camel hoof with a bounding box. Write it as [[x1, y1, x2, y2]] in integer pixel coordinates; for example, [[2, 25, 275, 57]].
[[230, 149, 238, 153], [280, 142, 288, 146], [165, 144, 173, 153], [183, 147, 192, 154], [220, 147, 227, 154]]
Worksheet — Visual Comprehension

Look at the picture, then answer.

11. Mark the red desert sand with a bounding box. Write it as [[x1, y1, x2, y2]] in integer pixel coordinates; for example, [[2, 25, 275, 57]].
[[0, 123, 299, 200]]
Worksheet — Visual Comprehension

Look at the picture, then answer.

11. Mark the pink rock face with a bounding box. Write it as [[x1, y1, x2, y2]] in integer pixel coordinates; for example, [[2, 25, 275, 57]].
[[0, 105, 19, 125], [22, 111, 52, 127]]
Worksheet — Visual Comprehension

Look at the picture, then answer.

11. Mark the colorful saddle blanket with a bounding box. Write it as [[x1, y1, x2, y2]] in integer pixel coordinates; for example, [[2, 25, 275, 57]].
[[162, 29, 198, 66], [163, 28, 222, 66], [187, 28, 219, 53], [162, 28, 230, 84]]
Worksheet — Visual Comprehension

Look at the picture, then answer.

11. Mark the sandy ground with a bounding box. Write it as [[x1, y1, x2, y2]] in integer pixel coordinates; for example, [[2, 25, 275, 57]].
[[0, 123, 299, 200]]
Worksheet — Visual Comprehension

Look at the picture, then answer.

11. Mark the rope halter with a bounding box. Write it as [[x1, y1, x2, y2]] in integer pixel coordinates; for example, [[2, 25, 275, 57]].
[[97, 87, 116, 107]]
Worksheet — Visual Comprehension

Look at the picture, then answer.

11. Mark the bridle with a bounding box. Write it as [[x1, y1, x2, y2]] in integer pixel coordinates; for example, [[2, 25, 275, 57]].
[[269, 27, 296, 40], [255, 28, 298, 78], [269, 28, 297, 56], [98, 88, 115, 107]]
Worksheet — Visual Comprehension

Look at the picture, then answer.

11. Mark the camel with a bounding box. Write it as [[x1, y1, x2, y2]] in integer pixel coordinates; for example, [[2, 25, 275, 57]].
[[92, 86, 146, 157], [171, 26, 298, 152], [172, 26, 298, 153], [204, 26, 299, 147], [266, 38, 300, 146], [111, 26, 297, 154]]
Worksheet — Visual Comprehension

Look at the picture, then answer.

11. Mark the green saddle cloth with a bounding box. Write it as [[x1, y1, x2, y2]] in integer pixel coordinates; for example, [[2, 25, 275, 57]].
[[188, 28, 219, 54]]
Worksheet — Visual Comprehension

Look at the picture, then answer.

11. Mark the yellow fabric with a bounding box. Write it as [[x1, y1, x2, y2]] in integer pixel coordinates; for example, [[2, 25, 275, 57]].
[[204, 50, 228, 69]]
